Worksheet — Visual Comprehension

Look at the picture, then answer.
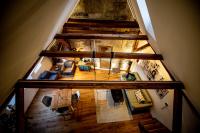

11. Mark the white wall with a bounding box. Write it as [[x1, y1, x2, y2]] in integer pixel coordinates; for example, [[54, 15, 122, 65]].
[[24, 57, 52, 112], [0, 0, 79, 105], [132, 46, 174, 130], [129, 0, 200, 132]]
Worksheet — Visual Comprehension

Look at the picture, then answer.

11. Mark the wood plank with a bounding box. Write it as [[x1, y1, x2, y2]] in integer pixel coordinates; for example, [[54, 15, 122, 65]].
[[172, 89, 182, 133], [16, 80, 184, 89], [135, 43, 151, 51], [65, 18, 139, 28], [63, 28, 140, 34], [26, 89, 148, 132], [40, 50, 163, 60], [16, 88, 25, 133], [55, 33, 148, 40]]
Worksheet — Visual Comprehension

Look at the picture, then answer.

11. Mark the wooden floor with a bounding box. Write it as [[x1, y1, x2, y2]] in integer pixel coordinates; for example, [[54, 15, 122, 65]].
[[26, 69, 152, 133]]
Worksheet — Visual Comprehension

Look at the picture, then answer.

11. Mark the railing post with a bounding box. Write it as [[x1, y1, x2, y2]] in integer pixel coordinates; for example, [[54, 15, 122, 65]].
[[172, 88, 182, 133], [16, 87, 25, 133]]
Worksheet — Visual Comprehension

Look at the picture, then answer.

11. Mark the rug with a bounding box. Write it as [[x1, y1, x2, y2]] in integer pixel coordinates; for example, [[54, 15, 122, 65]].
[[95, 89, 133, 123]]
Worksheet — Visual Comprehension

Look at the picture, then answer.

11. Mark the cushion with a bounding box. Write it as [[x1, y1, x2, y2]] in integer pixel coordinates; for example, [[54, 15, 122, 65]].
[[49, 74, 58, 80], [79, 65, 91, 71], [39, 71, 49, 80], [135, 90, 146, 104], [49, 71, 58, 74], [64, 60, 73, 68]]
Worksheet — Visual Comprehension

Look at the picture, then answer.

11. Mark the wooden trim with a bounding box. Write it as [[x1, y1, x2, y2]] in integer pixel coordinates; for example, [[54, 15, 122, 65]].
[[135, 43, 151, 51], [40, 50, 163, 60], [55, 33, 148, 40], [172, 89, 182, 133], [16, 87, 24, 133], [63, 28, 140, 34], [16, 80, 184, 89], [65, 18, 139, 28], [182, 89, 200, 119]]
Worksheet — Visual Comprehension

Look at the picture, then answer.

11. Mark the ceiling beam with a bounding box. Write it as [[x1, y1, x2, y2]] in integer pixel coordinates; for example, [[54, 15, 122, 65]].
[[40, 50, 163, 60], [135, 43, 151, 51], [65, 18, 139, 28], [55, 33, 148, 40], [16, 80, 184, 89], [63, 28, 140, 34]]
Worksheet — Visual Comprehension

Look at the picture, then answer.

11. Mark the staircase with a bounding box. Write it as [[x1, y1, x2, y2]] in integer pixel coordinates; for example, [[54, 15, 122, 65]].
[[138, 118, 171, 133]]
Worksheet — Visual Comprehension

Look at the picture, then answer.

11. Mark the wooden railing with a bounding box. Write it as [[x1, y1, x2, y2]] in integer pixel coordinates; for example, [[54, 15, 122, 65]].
[[14, 79, 184, 133], [40, 50, 163, 60]]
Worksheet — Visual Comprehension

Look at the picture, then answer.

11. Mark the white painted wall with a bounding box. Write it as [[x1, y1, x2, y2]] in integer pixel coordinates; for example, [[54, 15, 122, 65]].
[[129, 0, 200, 132], [24, 57, 52, 112], [131, 46, 174, 130], [0, 0, 79, 105]]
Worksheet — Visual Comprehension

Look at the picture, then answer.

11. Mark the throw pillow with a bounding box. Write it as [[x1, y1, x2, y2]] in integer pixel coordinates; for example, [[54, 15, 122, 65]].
[[135, 89, 146, 104]]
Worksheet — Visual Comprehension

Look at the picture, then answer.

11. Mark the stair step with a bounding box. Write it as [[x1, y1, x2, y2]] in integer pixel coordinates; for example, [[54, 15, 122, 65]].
[[139, 118, 157, 125], [148, 127, 170, 133], [143, 123, 162, 130], [138, 118, 171, 133]]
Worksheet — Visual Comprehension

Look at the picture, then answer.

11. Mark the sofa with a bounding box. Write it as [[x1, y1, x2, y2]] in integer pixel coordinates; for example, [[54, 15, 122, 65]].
[[121, 72, 153, 112], [62, 60, 76, 75]]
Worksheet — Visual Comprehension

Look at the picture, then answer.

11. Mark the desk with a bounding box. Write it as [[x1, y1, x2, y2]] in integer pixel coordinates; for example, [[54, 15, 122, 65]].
[[51, 89, 72, 111]]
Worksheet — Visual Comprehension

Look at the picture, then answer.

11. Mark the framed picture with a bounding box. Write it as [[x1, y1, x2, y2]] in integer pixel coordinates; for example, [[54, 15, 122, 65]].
[[156, 89, 168, 99]]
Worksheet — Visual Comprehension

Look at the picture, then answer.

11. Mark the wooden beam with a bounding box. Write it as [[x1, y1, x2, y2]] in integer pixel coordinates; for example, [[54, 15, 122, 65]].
[[135, 43, 151, 51], [16, 80, 184, 89], [63, 28, 140, 34], [16, 87, 25, 133], [55, 33, 148, 40], [65, 18, 139, 28], [40, 50, 163, 60], [172, 89, 182, 133]]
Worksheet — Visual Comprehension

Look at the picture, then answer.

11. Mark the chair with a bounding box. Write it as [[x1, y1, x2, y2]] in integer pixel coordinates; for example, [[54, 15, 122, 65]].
[[41, 95, 72, 120], [42, 96, 52, 107], [111, 89, 124, 105], [71, 91, 80, 119], [71, 91, 80, 107]]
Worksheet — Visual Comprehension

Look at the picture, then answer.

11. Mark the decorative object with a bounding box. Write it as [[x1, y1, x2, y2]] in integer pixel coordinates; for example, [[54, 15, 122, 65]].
[[156, 89, 168, 99], [140, 60, 160, 80]]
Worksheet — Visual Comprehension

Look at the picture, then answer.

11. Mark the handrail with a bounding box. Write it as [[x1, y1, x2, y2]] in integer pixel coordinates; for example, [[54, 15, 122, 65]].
[[182, 89, 200, 119], [16, 80, 183, 89]]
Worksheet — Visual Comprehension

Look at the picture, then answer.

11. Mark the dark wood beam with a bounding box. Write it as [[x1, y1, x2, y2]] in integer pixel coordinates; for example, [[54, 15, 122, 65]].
[[63, 28, 140, 34], [172, 89, 182, 133], [16, 87, 24, 133], [40, 50, 163, 60], [135, 43, 151, 51], [55, 33, 148, 40], [16, 80, 184, 89], [65, 18, 139, 28]]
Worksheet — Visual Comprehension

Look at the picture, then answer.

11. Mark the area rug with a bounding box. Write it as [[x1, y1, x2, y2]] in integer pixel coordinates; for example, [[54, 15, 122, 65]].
[[94, 89, 133, 123]]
